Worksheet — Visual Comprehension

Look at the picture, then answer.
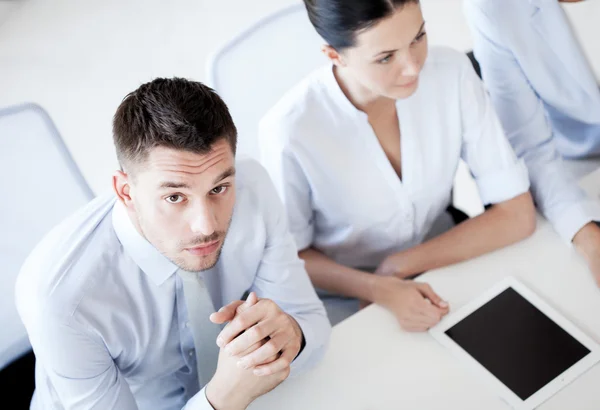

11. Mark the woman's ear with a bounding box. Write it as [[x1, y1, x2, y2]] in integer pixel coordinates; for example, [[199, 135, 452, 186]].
[[321, 44, 346, 67]]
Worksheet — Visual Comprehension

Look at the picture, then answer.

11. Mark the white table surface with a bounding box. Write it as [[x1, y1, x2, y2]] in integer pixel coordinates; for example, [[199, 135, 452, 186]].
[[251, 168, 600, 410]]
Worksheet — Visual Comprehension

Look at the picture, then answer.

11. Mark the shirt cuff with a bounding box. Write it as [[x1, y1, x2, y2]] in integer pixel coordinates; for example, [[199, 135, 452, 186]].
[[288, 314, 320, 375], [291, 223, 314, 252], [183, 387, 215, 410], [476, 159, 531, 205], [549, 199, 600, 244]]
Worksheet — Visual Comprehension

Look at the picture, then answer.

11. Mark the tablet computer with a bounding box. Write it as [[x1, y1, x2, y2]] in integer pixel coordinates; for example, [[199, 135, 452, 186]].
[[429, 276, 600, 409]]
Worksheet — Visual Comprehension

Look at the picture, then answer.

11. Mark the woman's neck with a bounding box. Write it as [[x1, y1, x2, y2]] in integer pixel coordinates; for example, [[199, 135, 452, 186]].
[[333, 65, 395, 116]]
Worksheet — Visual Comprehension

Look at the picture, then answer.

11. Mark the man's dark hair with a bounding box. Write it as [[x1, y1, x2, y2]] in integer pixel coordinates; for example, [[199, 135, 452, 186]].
[[113, 77, 237, 171]]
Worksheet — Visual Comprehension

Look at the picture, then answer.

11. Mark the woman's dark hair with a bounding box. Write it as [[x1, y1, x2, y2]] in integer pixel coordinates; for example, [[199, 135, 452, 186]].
[[303, 0, 418, 50]]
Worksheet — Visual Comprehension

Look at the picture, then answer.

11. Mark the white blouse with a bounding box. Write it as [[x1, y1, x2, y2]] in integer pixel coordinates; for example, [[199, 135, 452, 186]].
[[259, 46, 530, 269]]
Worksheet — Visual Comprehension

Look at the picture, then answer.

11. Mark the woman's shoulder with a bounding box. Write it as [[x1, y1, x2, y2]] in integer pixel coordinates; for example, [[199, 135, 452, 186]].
[[259, 65, 338, 143], [419, 46, 480, 92], [425, 46, 473, 75], [412, 47, 481, 106]]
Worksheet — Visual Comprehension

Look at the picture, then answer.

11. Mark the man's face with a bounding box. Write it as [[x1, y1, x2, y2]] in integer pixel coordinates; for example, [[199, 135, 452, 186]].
[[119, 139, 236, 272]]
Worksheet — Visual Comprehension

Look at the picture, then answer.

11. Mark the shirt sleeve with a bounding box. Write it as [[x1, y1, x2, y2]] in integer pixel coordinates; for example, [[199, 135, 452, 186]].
[[246, 161, 331, 375], [182, 387, 215, 410], [258, 119, 315, 251], [28, 307, 217, 410], [464, 0, 600, 242], [27, 313, 139, 410], [457, 49, 531, 206]]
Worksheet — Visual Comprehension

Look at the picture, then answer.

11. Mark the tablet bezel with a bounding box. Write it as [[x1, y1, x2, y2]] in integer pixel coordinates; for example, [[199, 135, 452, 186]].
[[429, 276, 600, 410]]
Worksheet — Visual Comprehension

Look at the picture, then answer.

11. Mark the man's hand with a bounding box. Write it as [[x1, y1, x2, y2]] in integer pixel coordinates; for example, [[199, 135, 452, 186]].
[[573, 222, 600, 287], [371, 276, 449, 332], [212, 292, 303, 377], [210, 292, 259, 327], [205, 340, 289, 410]]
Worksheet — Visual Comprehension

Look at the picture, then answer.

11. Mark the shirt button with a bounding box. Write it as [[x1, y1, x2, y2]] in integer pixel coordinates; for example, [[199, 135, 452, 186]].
[[184, 321, 190, 328], [189, 350, 195, 357]]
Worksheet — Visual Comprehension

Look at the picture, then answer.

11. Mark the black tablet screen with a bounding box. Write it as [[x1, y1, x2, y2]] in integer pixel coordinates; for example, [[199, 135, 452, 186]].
[[445, 287, 590, 400]]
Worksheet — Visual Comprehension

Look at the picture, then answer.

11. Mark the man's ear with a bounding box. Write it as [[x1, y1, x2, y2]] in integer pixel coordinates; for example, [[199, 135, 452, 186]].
[[113, 170, 134, 210]]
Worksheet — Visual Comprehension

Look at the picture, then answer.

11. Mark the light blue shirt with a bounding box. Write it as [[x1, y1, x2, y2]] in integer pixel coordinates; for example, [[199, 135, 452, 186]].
[[15, 158, 330, 410], [464, 0, 600, 242]]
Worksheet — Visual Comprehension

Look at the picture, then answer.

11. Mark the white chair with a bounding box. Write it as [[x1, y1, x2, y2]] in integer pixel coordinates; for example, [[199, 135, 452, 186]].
[[0, 103, 94, 371], [206, 2, 326, 160]]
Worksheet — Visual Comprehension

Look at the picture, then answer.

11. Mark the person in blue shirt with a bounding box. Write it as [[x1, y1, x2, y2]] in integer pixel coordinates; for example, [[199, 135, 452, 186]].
[[16, 78, 330, 410], [464, 0, 600, 287]]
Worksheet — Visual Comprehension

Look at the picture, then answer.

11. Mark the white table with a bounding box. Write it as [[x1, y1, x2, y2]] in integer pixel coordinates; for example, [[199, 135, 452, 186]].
[[251, 169, 600, 410]]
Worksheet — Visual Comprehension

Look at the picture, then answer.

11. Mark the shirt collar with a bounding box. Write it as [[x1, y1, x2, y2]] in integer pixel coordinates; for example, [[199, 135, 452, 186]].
[[112, 200, 179, 286], [321, 65, 368, 120]]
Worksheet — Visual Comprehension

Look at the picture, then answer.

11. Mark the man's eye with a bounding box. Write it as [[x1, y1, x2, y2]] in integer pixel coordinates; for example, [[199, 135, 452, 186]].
[[211, 186, 228, 195], [412, 32, 427, 45], [166, 195, 184, 204]]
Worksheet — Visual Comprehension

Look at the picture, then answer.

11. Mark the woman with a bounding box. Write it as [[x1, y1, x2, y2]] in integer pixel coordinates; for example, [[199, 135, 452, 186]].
[[259, 0, 536, 329]]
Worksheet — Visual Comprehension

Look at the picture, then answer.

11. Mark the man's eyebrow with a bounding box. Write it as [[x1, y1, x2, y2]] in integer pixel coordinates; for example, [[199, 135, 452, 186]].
[[212, 167, 236, 185], [158, 181, 191, 189]]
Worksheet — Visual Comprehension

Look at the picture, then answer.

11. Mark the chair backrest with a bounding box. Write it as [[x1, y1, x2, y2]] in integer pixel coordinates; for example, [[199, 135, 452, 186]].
[[0, 103, 94, 370], [206, 2, 326, 160]]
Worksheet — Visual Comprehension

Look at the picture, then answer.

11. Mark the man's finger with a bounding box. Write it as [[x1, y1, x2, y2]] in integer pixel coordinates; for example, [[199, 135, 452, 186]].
[[214, 293, 260, 347], [252, 346, 296, 376], [237, 338, 267, 358], [210, 300, 245, 325], [236, 330, 292, 370], [237, 292, 258, 314], [417, 283, 449, 309], [225, 317, 281, 357], [218, 300, 271, 350]]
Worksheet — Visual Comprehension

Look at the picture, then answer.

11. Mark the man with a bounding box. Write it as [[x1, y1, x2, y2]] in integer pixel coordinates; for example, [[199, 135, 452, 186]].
[[16, 78, 330, 409], [464, 0, 600, 286]]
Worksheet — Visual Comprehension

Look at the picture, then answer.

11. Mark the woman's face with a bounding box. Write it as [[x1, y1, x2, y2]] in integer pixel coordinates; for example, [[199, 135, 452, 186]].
[[334, 2, 428, 100]]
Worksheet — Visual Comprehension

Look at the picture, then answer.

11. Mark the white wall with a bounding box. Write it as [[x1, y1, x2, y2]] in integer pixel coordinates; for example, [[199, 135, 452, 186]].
[[0, 0, 297, 194], [0, 0, 598, 213]]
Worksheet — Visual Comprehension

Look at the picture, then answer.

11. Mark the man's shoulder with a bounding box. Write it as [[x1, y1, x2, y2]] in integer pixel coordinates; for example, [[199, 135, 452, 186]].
[[16, 194, 120, 325], [464, 0, 534, 25], [234, 157, 283, 224], [235, 157, 271, 186], [235, 157, 278, 206]]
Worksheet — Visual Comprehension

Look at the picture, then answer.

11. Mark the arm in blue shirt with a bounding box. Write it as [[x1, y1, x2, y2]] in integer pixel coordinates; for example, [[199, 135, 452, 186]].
[[247, 162, 331, 374], [28, 314, 216, 410], [464, 0, 600, 242], [29, 314, 139, 410]]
